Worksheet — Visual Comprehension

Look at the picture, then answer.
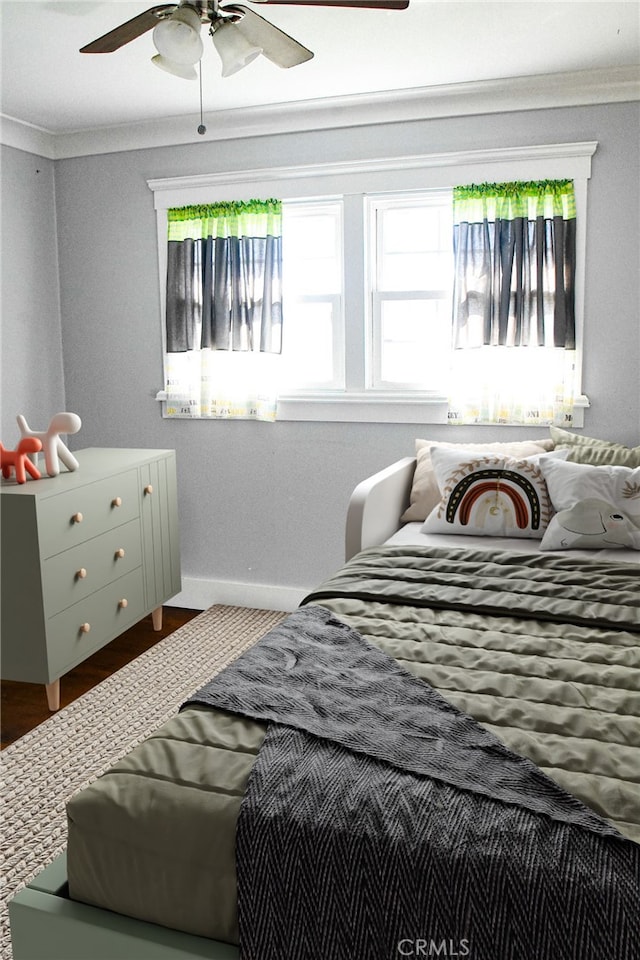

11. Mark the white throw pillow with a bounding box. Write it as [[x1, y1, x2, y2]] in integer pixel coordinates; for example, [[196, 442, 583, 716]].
[[401, 437, 555, 523], [422, 448, 567, 539], [539, 459, 640, 551]]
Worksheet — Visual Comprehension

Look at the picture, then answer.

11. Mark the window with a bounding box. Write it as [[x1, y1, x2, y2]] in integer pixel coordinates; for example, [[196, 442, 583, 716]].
[[281, 200, 344, 390], [368, 194, 453, 393], [280, 192, 454, 398], [149, 140, 595, 424]]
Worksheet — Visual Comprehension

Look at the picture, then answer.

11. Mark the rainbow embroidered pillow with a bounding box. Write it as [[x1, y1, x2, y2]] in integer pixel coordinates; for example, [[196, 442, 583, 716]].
[[421, 448, 568, 539]]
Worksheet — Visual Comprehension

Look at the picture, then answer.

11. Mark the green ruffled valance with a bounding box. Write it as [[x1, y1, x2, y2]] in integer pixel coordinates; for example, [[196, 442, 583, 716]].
[[167, 199, 282, 241], [453, 179, 576, 223]]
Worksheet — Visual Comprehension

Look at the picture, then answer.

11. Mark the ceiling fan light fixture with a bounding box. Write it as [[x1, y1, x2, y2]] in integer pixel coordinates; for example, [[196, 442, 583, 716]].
[[151, 53, 198, 80], [210, 19, 263, 78], [152, 4, 204, 65]]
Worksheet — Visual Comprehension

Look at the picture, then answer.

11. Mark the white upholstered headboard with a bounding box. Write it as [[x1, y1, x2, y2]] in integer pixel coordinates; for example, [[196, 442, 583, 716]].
[[345, 458, 416, 561]]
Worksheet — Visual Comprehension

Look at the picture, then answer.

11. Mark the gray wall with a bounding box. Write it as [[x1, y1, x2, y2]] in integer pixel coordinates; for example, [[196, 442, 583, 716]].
[[3, 100, 639, 600], [1, 147, 65, 443]]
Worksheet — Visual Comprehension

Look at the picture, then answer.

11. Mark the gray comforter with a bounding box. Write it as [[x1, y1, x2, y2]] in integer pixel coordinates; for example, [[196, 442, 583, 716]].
[[67, 545, 640, 954], [311, 545, 640, 844], [184, 546, 640, 960]]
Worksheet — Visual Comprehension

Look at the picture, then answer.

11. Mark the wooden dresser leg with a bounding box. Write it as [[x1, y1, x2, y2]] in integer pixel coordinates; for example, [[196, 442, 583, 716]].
[[45, 679, 60, 712], [152, 606, 163, 631]]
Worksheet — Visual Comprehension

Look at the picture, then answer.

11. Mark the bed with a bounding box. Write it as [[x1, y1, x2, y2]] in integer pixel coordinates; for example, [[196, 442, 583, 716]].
[[9, 431, 640, 960]]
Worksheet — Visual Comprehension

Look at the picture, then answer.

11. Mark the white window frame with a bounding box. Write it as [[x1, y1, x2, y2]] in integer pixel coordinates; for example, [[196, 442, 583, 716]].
[[281, 198, 345, 391], [366, 191, 453, 393], [149, 140, 596, 424]]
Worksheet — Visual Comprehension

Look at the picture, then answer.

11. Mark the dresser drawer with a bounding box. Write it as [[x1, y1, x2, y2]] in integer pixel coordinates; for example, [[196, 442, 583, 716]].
[[37, 470, 140, 559], [42, 520, 143, 617], [46, 569, 145, 678]]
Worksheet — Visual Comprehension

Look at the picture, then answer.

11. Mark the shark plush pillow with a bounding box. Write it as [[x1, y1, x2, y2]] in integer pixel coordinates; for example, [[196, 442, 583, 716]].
[[539, 458, 640, 551]]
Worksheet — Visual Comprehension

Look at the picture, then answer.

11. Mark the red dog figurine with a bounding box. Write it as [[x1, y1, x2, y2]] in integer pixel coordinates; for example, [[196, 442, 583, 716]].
[[1, 437, 43, 483]]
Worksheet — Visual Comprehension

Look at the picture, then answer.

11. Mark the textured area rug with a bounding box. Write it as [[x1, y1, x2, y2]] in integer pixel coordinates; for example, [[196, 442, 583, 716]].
[[0, 604, 286, 960]]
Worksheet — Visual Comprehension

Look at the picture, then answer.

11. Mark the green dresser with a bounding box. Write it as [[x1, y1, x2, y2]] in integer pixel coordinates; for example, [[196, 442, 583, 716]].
[[1, 448, 181, 709]]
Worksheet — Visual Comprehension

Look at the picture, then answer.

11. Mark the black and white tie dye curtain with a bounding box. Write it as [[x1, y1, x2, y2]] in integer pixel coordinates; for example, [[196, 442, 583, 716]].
[[449, 180, 577, 426], [163, 200, 283, 420]]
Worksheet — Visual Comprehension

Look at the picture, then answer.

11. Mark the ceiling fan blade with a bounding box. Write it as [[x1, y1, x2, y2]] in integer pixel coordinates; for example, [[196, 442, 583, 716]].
[[80, 4, 177, 53], [224, 5, 314, 68], [249, 0, 409, 8]]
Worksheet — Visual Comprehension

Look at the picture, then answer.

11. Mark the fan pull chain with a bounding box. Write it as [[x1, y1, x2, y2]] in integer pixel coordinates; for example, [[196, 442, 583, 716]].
[[197, 61, 206, 135]]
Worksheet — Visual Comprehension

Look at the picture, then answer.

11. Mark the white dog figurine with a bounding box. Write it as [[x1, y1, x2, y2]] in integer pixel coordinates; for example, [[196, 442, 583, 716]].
[[17, 412, 82, 477]]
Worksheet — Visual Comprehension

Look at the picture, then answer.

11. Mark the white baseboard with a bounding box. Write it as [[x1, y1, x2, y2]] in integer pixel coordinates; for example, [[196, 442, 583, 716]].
[[166, 576, 309, 613]]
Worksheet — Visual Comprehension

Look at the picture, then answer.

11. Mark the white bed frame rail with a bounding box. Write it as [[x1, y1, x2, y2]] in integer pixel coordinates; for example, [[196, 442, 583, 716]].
[[345, 457, 416, 561]]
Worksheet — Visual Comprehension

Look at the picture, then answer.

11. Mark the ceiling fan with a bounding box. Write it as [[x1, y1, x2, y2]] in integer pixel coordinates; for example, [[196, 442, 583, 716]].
[[80, 0, 410, 80]]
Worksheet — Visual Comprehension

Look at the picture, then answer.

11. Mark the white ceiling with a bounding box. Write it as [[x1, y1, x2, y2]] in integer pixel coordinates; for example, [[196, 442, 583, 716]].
[[1, 0, 639, 139], [0, 0, 640, 158]]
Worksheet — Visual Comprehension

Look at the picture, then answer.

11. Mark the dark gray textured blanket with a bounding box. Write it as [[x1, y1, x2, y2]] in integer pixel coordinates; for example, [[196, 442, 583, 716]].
[[183, 604, 640, 960]]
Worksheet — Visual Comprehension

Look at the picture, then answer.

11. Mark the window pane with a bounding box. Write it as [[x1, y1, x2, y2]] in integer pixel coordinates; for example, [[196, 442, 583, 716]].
[[382, 252, 452, 291], [282, 201, 343, 389], [285, 214, 337, 260], [283, 205, 341, 296], [377, 201, 453, 292], [284, 257, 341, 297], [380, 299, 451, 389], [382, 207, 442, 253], [369, 193, 454, 391], [281, 301, 336, 387]]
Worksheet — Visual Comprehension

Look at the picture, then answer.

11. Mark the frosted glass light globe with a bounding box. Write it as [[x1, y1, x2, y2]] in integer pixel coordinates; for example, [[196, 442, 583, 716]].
[[153, 6, 204, 65]]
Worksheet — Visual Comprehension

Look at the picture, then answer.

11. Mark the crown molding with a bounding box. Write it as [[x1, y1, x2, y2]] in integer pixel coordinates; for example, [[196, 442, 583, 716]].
[[2, 66, 638, 161], [0, 114, 57, 160]]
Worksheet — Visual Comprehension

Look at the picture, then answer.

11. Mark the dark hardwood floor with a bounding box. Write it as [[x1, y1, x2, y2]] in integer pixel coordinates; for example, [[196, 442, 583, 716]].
[[1, 606, 200, 749]]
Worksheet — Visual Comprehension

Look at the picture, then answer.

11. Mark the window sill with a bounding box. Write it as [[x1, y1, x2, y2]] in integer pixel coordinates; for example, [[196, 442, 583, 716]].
[[276, 392, 447, 423], [155, 391, 588, 426], [277, 391, 589, 425]]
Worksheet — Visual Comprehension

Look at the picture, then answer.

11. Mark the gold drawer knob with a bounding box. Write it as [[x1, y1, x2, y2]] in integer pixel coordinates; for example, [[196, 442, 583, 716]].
[[115, 548, 125, 559], [111, 496, 122, 508], [71, 512, 83, 524], [76, 568, 88, 580], [144, 484, 153, 496], [80, 622, 91, 634], [118, 598, 129, 609]]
